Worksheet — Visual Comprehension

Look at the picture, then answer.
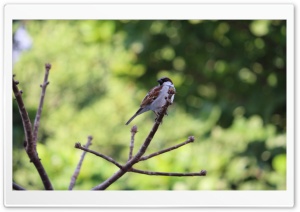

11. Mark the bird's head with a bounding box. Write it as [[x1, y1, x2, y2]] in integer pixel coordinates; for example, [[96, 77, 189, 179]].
[[157, 77, 173, 85]]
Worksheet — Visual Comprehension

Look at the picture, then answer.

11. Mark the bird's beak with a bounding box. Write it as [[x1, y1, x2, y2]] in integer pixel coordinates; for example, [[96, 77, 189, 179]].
[[157, 79, 163, 84]]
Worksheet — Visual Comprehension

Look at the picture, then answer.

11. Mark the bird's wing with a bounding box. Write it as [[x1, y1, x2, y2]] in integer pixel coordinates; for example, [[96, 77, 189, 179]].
[[140, 85, 162, 108]]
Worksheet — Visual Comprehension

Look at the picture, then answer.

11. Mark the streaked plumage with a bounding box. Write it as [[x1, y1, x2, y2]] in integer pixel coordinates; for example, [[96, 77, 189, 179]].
[[125, 77, 175, 125]]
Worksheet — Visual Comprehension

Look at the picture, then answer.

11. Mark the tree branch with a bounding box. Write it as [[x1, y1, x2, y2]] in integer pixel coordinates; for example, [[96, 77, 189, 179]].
[[12, 77, 34, 154], [76, 144, 206, 177], [91, 89, 176, 190], [75, 142, 123, 169], [32, 63, 51, 144], [139, 136, 195, 162], [13, 182, 26, 190], [75, 88, 206, 190], [130, 168, 207, 177], [69, 136, 93, 190], [13, 73, 53, 190], [128, 125, 137, 161]]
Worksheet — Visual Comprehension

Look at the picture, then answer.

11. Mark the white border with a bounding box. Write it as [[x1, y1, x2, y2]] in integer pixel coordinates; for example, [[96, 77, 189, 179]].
[[3, 3, 294, 20], [4, 3, 294, 207]]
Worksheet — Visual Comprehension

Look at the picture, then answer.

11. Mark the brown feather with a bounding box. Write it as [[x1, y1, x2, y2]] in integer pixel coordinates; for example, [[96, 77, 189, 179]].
[[140, 85, 162, 107]]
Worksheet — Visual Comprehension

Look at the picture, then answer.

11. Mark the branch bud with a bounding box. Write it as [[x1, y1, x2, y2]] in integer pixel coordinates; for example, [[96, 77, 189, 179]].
[[45, 63, 52, 70], [188, 136, 195, 142], [131, 125, 138, 133], [74, 142, 81, 148], [200, 170, 207, 176]]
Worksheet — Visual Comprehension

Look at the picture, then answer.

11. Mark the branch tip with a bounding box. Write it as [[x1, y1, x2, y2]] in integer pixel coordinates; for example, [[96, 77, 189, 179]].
[[200, 170, 207, 176], [75, 142, 81, 148], [45, 63, 52, 70], [188, 136, 195, 142], [69, 137, 93, 190], [131, 125, 138, 133]]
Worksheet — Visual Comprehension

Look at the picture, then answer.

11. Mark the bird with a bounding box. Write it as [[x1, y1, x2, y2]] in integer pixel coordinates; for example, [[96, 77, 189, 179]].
[[125, 77, 175, 125]]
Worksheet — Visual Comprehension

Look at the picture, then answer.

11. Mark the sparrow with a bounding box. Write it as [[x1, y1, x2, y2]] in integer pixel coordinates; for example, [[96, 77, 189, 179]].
[[125, 77, 175, 125]]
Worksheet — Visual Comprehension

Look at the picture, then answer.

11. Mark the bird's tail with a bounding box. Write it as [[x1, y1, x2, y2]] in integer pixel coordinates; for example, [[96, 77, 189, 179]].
[[125, 113, 139, 125], [126, 107, 148, 125]]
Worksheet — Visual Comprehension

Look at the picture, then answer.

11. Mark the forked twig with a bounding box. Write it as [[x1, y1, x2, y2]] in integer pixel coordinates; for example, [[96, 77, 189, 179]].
[[14, 63, 205, 190], [77, 136, 205, 177], [69, 136, 93, 190], [75, 88, 206, 190], [12, 64, 53, 190], [90, 89, 178, 190]]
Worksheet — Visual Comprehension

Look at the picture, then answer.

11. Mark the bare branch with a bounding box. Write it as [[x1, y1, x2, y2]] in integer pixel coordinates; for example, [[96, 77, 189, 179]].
[[91, 89, 175, 190], [32, 63, 51, 144], [69, 136, 93, 190], [130, 168, 207, 177], [75, 142, 123, 169], [139, 136, 195, 162], [74, 88, 206, 190], [128, 125, 138, 161], [13, 182, 26, 190], [13, 76, 53, 190], [13, 77, 34, 153], [75, 142, 207, 178]]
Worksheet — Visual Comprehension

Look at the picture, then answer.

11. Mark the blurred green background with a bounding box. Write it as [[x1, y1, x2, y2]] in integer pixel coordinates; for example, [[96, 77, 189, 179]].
[[13, 20, 286, 190]]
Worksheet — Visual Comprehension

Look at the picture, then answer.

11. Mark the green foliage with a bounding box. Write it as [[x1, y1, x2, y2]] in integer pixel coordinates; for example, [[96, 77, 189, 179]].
[[13, 20, 286, 190]]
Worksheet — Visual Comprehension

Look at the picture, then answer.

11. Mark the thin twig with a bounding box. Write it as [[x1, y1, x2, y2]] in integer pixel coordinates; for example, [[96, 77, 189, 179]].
[[13, 182, 26, 190], [75, 143, 206, 177], [13, 76, 53, 190], [75, 142, 123, 169], [76, 143, 207, 177], [128, 125, 138, 161], [91, 89, 176, 190], [139, 136, 195, 162], [13, 77, 34, 153], [69, 136, 93, 190], [76, 137, 206, 179], [130, 168, 207, 177], [32, 63, 51, 144]]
